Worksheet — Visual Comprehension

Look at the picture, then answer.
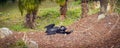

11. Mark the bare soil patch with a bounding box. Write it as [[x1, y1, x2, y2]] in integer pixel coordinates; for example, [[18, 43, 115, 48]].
[[0, 13, 120, 48]]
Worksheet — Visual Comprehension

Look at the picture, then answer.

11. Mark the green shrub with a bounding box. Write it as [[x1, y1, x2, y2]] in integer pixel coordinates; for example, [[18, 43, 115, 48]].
[[10, 39, 27, 48]]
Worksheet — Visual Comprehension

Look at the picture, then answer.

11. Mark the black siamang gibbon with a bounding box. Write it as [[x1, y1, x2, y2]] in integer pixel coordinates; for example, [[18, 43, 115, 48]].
[[45, 24, 73, 35]]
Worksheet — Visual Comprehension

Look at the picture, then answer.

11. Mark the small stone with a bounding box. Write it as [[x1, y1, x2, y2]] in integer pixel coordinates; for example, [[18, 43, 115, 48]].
[[0, 27, 13, 38], [108, 22, 112, 25], [97, 14, 105, 21]]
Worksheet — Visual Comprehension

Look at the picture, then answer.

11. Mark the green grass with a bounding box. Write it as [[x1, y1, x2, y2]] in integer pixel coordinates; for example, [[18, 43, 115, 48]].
[[36, 6, 81, 31], [0, 1, 100, 32]]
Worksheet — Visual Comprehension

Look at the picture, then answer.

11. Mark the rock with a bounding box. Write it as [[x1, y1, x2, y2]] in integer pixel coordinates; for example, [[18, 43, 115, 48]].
[[108, 22, 112, 25], [26, 40, 38, 48], [0, 27, 13, 38], [22, 33, 38, 48], [97, 14, 106, 21]]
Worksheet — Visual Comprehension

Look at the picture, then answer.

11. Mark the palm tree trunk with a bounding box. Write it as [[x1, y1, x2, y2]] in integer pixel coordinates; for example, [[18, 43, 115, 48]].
[[32, 10, 37, 22], [60, 0, 67, 20], [25, 12, 31, 28], [25, 10, 37, 29], [81, 0, 89, 18], [99, 0, 108, 14]]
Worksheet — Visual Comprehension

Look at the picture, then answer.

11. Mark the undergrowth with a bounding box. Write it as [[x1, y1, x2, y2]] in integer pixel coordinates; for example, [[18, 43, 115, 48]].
[[0, 1, 103, 32], [10, 39, 27, 48]]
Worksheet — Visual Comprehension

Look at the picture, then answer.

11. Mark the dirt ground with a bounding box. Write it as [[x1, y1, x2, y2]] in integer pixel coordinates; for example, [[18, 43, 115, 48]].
[[0, 13, 120, 48]]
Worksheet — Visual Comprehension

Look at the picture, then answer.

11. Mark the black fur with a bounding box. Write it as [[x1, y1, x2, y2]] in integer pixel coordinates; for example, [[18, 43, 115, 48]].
[[45, 24, 73, 35]]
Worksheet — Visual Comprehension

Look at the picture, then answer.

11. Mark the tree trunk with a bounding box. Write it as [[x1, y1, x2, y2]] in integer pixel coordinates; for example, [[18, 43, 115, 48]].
[[25, 10, 37, 29], [81, 0, 89, 18], [60, 0, 67, 20], [99, 0, 108, 14]]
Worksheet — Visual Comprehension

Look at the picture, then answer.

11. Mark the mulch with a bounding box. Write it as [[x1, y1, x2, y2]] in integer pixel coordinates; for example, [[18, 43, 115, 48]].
[[0, 13, 120, 48]]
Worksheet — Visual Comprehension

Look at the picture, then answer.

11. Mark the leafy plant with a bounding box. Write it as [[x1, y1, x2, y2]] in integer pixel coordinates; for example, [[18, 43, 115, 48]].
[[18, 0, 43, 29], [10, 39, 28, 48], [55, 0, 66, 6], [18, 0, 42, 15]]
